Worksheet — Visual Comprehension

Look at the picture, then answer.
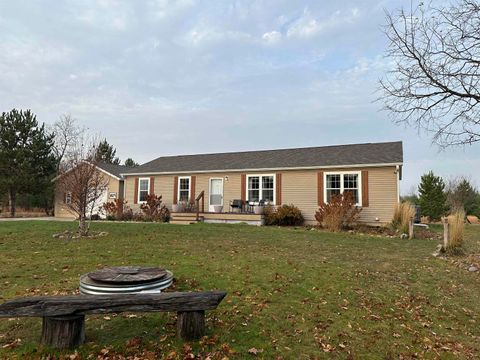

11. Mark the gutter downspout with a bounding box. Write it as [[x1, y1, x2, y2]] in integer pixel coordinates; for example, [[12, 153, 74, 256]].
[[396, 165, 402, 203]]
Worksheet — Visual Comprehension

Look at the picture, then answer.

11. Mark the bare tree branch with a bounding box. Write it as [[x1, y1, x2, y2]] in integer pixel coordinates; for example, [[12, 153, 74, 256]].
[[49, 114, 84, 172], [379, 0, 480, 147], [55, 135, 109, 236]]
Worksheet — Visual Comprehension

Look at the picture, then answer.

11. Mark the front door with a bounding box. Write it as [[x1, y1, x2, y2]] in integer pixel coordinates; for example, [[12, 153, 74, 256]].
[[209, 178, 224, 212]]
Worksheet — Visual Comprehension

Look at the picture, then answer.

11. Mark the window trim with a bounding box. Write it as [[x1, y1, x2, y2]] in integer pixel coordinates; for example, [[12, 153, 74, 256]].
[[177, 176, 191, 202], [246, 174, 276, 204], [138, 177, 150, 204], [65, 191, 72, 204], [324, 171, 362, 206]]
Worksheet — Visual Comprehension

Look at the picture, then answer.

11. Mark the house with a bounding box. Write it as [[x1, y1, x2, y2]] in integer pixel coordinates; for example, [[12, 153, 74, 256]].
[[54, 162, 127, 218], [121, 141, 403, 225]]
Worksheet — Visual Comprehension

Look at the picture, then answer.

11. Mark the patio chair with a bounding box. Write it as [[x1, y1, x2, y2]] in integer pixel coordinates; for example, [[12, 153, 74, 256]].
[[230, 199, 244, 213]]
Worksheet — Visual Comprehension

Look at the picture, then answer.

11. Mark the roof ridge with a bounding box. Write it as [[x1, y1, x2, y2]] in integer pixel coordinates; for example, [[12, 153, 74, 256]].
[[140, 141, 403, 164]]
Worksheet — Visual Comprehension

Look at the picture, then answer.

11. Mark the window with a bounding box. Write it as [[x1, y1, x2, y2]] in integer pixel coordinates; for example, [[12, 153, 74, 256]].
[[325, 172, 361, 205], [138, 178, 150, 202], [65, 192, 72, 204], [178, 177, 190, 202], [247, 175, 275, 203]]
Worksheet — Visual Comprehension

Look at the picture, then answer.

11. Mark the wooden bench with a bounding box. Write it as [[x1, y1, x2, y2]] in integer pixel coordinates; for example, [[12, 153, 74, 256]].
[[0, 291, 226, 349]]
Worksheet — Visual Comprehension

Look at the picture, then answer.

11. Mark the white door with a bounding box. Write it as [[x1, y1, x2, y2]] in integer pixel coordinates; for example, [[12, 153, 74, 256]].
[[209, 178, 224, 212]]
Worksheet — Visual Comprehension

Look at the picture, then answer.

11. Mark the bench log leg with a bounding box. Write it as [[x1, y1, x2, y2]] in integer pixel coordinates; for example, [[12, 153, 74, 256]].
[[176, 311, 205, 341], [40, 315, 85, 349]]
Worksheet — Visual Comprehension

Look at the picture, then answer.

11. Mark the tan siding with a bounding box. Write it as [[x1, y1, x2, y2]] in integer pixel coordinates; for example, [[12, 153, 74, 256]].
[[360, 167, 398, 224], [123, 166, 399, 225], [283, 167, 398, 224], [54, 172, 122, 218], [282, 171, 318, 222]]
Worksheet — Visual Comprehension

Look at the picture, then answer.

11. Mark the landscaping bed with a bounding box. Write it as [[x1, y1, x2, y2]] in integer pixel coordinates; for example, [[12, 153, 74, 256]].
[[351, 224, 443, 240]]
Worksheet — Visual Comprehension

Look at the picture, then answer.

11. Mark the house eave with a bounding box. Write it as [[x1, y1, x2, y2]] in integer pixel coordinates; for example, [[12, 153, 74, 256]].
[[51, 161, 123, 182], [120, 162, 404, 177]]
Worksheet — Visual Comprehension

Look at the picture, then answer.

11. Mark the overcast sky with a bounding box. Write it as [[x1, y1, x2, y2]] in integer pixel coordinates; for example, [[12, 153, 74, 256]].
[[0, 0, 478, 194]]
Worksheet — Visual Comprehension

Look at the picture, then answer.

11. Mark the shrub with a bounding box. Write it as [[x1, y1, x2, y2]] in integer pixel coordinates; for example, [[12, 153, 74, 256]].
[[315, 192, 362, 231], [140, 193, 170, 222], [392, 201, 416, 233], [263, 204, 304, 226], [118, 207, 134, 221], [102, 198, 126, 219], [275, 204, 304, 226], [447, 209, 465, 254], [263, 204, 277, 225]]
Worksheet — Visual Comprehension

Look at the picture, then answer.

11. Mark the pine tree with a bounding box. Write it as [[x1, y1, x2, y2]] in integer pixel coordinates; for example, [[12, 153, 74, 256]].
[[0, 109, 56, 217], [95, 139, 120, 164], [418, 171, 447, 221], [124, 158, 139, 167], [447, 178, 480, 216]]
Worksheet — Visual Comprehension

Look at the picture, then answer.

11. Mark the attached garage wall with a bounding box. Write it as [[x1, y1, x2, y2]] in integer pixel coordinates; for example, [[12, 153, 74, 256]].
[[54, 172, 122, 219], [124, 165, 399, 225]]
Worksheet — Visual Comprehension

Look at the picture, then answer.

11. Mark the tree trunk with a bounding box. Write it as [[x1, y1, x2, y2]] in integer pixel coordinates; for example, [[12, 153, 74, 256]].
[[78, 213, 87, 236], [40, 315, 85, 349], [176, 311, 205, 341], [9, 188, 16, 218]]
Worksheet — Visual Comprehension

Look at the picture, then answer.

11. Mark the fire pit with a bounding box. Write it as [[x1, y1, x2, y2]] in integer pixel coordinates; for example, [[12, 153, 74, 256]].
[[79, 266, 173, 295]]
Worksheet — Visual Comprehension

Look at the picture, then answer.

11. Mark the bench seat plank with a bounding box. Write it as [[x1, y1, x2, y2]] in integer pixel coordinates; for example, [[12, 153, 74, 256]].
[[0, 291, 227, 317]]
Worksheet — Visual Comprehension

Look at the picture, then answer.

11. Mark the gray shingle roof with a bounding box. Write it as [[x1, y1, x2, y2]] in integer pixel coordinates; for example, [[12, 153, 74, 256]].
[[97, 162, 131, 178], [123, 141, 403, 175]]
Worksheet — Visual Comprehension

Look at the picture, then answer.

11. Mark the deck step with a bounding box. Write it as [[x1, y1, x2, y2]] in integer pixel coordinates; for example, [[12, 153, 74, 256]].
[[170, 213, 204, 225]]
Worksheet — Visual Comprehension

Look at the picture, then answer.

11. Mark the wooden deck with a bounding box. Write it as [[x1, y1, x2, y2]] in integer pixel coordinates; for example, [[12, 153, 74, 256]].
[[170, 212, 264, 225]]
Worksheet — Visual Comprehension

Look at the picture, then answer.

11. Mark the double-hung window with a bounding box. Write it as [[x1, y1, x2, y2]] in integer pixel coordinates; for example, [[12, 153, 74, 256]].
[[178, 177, 190, 202], [325, 172, 361, 205], [65, 192, 72, 204], [247, 175, 275, 203], [138, 178, 150, 203]]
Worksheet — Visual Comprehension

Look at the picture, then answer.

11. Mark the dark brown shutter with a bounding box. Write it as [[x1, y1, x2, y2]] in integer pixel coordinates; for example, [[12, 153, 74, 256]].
[[190, 176, 196, 202], [150, 177, 155, 195], [317, 172, 324, 205], [134, 178, 139, 204], [361, 170, 369, 207], [63, 192, 67, 204], [173, 176, 178, 204], [276, 173, 282, 205], [241, 174, 246, 201]]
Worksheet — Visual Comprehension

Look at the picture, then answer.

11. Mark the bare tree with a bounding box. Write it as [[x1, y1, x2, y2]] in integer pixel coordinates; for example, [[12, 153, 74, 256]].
[[55, 136, 109, 236], [379, 1, 480, 147], [50, 114, 84, 171]]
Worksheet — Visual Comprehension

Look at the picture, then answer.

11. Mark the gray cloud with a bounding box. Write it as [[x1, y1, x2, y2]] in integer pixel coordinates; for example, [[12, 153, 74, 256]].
[[0, 0, 478, 193]]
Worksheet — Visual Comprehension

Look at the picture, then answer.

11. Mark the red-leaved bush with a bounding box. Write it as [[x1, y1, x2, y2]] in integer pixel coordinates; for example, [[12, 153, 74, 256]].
[[102, 198, 129, 220], [315, 192, 362, 231], [140, 193, 170, 222]]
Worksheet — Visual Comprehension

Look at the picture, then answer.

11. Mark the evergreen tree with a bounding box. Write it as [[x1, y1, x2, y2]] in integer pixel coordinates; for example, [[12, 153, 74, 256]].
[[0, 109, 56, 217], [124, 158, 139, 167], [95, 139, 120, 164], [447, 178, 480, 216], [418, 171, 447, 221]]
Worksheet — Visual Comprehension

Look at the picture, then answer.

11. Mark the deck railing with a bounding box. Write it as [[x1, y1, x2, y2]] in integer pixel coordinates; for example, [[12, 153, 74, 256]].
[[195, 191, 205, 221]]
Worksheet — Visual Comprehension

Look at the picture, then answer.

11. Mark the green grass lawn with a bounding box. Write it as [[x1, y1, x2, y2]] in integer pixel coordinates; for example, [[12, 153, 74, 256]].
[[0, 221, 479, 359]]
